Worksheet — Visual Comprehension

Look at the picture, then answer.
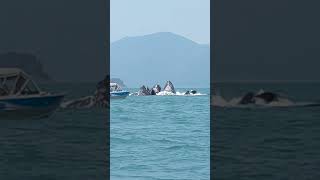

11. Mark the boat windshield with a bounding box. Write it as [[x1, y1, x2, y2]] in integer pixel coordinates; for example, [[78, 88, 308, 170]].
[[20, 81, 41, 95], [0, 77, 9, 96], [14, 75, 27, 94], [110, 83, 122, 92]]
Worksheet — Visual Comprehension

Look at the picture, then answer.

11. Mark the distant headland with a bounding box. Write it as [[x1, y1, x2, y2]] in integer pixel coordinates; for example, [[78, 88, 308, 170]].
[[0, 52, 52, 82]]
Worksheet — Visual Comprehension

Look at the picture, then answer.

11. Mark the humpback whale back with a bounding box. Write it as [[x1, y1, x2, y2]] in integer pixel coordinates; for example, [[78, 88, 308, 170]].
[[255, 92, 279, 103]]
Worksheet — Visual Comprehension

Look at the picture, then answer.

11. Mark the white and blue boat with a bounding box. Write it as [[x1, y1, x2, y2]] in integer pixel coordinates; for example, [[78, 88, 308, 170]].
[[0, 68, 64, 119], [110, 83, 129, 99]]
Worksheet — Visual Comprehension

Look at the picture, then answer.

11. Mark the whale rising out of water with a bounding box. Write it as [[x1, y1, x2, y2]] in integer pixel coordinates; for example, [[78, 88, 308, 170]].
[[137, 85, 152, 96], [152, 84, 161, 94], [61, 76, 109, 109], [211, 89, 313, 108], [239, 91, 279, 105], [130, 81, 174, 96], [61, 80, 201, 108], [163, 81, 176, 94], [131, 81, 198, 96]]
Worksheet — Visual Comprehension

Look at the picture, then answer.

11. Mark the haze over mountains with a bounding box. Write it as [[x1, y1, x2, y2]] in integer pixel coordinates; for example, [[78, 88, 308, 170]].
[[0, 52, 51, 82], [0, 1, 107, 83], [214, 0, 320, 82], [111, 32, 210, 88]]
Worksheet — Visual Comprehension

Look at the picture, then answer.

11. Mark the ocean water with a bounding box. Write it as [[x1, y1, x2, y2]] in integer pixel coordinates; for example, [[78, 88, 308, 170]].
[[213, 82, 320, 180], [111, 88, 210, 180], [0, 83, 108, 179]]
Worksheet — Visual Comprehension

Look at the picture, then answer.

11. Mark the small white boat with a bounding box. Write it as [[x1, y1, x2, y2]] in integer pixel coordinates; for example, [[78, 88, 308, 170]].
[[110, 83, 129, 99], [0, 68, 64, 119]]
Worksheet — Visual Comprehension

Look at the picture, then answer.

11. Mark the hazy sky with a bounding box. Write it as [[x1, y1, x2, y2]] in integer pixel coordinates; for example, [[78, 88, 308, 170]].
[[111, 0, 210, 44], [0, 0, 107, 82], [214, 0, 320, 81]]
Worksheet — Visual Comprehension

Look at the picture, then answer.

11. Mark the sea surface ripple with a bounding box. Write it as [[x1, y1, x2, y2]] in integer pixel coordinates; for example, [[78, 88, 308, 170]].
[[111, 88, 210, 180]]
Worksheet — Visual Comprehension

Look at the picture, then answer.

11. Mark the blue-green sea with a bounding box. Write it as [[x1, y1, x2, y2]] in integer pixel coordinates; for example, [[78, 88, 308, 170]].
[[213, 82, 320, 180], [111, 88, 210, 180], [0, 83, 209, 179], [0, 83, 108, 179]]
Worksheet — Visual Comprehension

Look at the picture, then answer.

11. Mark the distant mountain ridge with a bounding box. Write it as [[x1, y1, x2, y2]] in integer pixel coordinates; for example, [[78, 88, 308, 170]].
[[111, 32, 210, 87], [0, 52, 51, 82]]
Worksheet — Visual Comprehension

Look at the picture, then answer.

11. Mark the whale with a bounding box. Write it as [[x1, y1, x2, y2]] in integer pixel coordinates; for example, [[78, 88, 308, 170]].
[[152, 84, 161, 94], [150, 89, 156, 95], [190, 90, 197, 94], [137, 85, 151, 96], [239, 92, 256, 104], [163, 80, 176, 94], [238, 91, 280, 105], [131, 81, 199, 96], [132, 81, 176, 96], [61, 76, 109, 109], [184, 90, 197, 95], [213, 89, 320, 108], [255, 92, 278, 103]]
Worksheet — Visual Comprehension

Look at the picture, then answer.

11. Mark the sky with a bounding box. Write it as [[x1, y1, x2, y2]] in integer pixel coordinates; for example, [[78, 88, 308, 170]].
[[0, 0, 107, 82], [213, 0, 320, 81], [111, 0, 210, 44]]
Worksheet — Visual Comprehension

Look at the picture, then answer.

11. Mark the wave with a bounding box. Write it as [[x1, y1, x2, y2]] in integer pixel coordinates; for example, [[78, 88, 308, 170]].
[[60, 96, 95, 109]]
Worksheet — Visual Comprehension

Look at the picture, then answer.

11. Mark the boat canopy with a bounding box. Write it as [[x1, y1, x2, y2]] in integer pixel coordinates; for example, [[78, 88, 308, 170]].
[[0, 68, 22, 76], [110, 83, 122, 91], [0, 68, 41, 96]]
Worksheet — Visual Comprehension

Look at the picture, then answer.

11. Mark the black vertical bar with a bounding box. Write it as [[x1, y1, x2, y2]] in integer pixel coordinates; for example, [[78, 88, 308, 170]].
[[106, 0, 110, 178], [211, 0, 215, 179]]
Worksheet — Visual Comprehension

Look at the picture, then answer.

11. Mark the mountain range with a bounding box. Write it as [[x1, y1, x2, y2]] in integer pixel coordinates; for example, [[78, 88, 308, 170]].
[[111, 32, 210, 88], [0, 52, 51, 82]]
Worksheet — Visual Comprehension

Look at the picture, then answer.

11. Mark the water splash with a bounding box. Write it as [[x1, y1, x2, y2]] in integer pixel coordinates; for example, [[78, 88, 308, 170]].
[[130, 91, 207, 96], [156, 91, 206, 96]]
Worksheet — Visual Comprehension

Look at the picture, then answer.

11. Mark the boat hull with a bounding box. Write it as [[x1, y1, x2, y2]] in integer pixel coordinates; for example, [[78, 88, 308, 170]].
[[0, 94, 64, 119], [110, 91, 130, 99]]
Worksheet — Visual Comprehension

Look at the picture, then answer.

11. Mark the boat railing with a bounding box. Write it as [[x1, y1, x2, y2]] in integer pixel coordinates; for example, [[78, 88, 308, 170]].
[[0, 71, 41, 96]]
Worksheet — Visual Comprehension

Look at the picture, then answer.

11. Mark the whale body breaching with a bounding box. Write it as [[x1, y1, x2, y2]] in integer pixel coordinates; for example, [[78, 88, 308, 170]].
[[131, 81, 199, 96], [163, 80, 176, 94], [239, 91, 279, 105], [152, 84, 161, 94]]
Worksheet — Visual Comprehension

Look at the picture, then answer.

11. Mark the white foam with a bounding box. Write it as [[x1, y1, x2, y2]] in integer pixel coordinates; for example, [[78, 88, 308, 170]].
[[156, 91, 176, 96], [60, 96, 95, 109], [156, 91, 207, 96], [266, 97, 295, 107]]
